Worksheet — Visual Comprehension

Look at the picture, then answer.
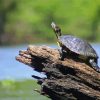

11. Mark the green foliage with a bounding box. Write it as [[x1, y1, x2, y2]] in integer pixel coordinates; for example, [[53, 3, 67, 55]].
[[0, 80, 50, 100], [0, 0, 100, 45], [1, 79, 15, 89]]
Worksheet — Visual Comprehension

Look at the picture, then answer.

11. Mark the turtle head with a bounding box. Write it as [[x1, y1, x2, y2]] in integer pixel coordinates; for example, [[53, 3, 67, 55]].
[[51, 22, 61, 38]]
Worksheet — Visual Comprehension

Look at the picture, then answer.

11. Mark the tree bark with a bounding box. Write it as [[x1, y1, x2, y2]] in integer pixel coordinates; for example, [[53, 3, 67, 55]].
[[16, 45, 100, 100]]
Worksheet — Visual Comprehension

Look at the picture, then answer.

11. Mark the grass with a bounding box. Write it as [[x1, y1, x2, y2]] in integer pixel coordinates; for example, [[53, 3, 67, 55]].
[[0, 79, 50, 100]]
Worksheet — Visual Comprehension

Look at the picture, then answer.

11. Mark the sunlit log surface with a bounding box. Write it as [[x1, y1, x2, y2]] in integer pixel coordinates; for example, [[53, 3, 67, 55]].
[[16, 45, 100, 100]]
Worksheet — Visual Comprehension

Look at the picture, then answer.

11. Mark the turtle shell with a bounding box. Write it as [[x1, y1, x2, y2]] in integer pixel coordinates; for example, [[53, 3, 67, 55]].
[[58, 35, 98, 58]]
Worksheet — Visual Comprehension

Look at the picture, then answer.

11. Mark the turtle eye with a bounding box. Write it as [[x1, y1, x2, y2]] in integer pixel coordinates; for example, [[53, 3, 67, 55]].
[[56, 29, 59, 33], [56, 27, 61, 34]]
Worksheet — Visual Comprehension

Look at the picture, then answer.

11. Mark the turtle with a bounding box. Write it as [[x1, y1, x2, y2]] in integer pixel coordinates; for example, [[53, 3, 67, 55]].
[[51, 22, 100, 72]]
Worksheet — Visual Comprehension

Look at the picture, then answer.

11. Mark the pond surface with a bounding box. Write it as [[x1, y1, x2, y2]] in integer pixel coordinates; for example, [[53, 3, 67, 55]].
[[0, 44, 100, 80]]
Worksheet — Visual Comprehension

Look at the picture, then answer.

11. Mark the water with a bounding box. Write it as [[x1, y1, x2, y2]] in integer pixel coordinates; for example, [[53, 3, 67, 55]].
[[0, 44, 100, 80], [0, 45, 45, 80]]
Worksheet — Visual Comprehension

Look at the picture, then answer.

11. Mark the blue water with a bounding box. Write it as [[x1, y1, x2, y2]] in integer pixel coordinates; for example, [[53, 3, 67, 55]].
[[0, 44, 100, 80]]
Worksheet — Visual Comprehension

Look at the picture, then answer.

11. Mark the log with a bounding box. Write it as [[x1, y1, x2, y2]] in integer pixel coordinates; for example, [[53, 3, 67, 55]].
[[16, 45, 100, 100]]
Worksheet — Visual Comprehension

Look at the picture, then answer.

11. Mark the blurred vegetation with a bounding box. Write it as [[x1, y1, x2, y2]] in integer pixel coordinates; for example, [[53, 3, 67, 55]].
[[0, 0, 100, 45], [0, 79, 50, 100]]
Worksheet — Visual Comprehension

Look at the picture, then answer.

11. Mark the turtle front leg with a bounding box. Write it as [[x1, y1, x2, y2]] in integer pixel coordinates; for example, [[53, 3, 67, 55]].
[[58, 48, 62, 60], [89, 59, 100, 73], [58, 48, 67, 60]]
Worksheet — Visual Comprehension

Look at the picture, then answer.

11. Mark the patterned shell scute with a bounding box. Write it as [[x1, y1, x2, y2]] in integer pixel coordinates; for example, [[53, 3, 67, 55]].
[[59, 35, 98, 58]]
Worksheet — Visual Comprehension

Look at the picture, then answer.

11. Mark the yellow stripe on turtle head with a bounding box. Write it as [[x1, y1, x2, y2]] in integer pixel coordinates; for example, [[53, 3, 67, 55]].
[[57, 41, 63, 47], [57, 42, 60, 47]]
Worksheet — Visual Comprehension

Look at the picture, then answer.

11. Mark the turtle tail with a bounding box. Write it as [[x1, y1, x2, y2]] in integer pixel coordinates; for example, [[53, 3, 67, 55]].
[[89, 59, 100, 73]]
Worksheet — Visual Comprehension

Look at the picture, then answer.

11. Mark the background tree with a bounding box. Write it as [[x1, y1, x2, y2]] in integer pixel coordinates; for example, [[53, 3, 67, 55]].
[[0, 0, 100, 45]]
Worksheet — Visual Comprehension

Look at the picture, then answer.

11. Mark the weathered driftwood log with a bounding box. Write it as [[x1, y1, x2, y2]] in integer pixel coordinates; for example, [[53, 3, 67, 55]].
[[16, 45, 100, 100]]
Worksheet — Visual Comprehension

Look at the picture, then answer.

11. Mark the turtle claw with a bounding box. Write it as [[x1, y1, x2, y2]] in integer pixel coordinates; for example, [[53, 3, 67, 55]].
[[96, 67, 100, 73], [89, 59, 100, 73]]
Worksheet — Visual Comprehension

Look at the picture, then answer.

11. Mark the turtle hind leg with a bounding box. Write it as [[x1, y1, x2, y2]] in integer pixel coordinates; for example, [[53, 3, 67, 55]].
[[89, 59, 100, 73]]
